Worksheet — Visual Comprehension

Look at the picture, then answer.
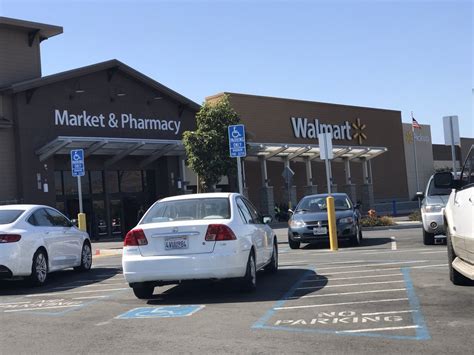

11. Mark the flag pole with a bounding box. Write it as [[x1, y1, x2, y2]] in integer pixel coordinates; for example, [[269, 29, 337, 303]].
[[411, 111, 421, 208]]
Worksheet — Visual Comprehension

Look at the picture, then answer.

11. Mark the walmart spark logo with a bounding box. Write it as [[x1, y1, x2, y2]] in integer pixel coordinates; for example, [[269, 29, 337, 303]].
[[351, 118, 367, 145]]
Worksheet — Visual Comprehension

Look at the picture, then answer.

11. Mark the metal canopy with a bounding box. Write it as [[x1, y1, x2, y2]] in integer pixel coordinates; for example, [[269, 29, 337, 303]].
[[247, 143, 387, 163], [36, 136, 185, 164]]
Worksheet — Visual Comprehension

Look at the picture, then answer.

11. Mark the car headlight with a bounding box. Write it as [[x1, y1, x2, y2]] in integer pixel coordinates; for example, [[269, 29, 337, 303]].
[[423, 205, 443, 213], [289, 219, 306, 228], [338, 217, 354, 224]]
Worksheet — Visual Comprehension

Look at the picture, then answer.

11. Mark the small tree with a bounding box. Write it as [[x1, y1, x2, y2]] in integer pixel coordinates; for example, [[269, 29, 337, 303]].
[[183, 95, 240, 192]]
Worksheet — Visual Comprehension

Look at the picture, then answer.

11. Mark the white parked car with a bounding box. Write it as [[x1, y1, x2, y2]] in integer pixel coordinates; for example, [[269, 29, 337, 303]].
[[434, 145, 474, 285], [122, 193, 278, 299], [0, 205, 92, 285]]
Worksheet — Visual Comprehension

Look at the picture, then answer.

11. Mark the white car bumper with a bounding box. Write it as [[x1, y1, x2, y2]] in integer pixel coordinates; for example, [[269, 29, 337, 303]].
[[122, 247, 249, 284], [422, 211, 446, 235], [0, 243, 28, 278]]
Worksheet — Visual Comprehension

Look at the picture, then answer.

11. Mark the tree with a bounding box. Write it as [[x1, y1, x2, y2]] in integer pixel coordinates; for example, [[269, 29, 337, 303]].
[[183, 95, 240, 192]]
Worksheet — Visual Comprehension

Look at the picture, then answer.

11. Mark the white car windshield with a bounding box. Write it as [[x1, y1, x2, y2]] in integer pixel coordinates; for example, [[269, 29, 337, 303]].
[[141, 198, 230, 223], [0, 210, 24, 224], [297, 196, 352, 212], [427, 179, 451, 196]]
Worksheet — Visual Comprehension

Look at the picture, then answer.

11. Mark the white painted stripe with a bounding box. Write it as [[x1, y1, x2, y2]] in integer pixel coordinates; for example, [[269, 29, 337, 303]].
[[420, 251, 446, 254], [391, 236, 397, 250], [296, 280, 405, 290], [359, 248, 439, 255], [0, 301, 31, 306], [274, 298, 409, 310], [25, 288, 128, 297], [361, 310, 416, 316], [316, 260, 427, 271], [323, 263, 445, 275], [339, 325, 419, 333], [50, 282, 127, 290], [290, 288, 406, 299], [279, 261, 309, 266], [72, 296, 110, 300], [67, 278, 124, 284], [302, 273, 402, 282], [4, 304, 82, 312], [410, 264, 447, 269]]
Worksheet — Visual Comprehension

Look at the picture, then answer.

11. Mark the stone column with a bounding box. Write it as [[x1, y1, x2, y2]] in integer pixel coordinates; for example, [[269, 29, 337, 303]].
[[361, 159, 374, 211], [343, 158, 357, 202], [304, 185, 318, 196], [260, 186, 275, 217], [304, 156, 317, 196]]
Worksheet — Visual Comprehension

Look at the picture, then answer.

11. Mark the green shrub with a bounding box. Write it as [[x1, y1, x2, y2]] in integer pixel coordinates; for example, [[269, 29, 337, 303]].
[[361, 215, 395, 227], [409, 210, 422, 222]]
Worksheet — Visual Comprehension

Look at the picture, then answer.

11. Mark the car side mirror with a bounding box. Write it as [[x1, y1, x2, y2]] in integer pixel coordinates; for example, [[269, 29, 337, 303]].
[[262, 215, 272, 224], [288, 209, 294, 215], [415, 191, 424, 199], [354, 203, 361, 209], [433, 172, 454, 189], [70, 219, 78, 227]]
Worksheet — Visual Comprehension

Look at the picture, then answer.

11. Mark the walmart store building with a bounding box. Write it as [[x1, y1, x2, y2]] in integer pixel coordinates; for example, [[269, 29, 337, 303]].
[[0, 17, 470, 238]]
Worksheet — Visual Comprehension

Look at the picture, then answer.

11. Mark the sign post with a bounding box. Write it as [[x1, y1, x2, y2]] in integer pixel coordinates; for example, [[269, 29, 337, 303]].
[[228, 124, 246, 194], [70, 149, 86, 231], [319, 133, 338, 251], [443, 116, 460, 174]]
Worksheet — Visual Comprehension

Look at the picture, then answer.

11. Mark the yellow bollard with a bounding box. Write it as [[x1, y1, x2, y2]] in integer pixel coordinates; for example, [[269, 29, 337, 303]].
[[78, 213, 87, 232], [326, 196, 338, 251]]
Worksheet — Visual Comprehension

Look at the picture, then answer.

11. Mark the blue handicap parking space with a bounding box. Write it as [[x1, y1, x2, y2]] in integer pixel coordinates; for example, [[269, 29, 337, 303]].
[[117, 305, 205, 319]]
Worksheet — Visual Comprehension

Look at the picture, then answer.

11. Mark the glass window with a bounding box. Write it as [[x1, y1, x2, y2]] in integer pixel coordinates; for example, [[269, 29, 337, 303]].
[[141, 198, 230, 224], [55, 171, 63, 196], [90, 171, 104, 194], [460, 148, 474, 187], [0, 210, 25, 224], [119, 170, 143, 193], [45, 209, 72, 227], [28, 209, 54, 227], [63, 171, 90, 195], [106, 171, 119, 193], [243, 198, 261, 224], [296, 195, 352, 212], [236, 198, 253, 224], [427, 178, 451, 196]]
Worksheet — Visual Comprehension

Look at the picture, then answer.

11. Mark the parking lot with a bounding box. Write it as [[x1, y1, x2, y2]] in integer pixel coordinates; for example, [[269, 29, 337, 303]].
[[1, 227, 473, 354]]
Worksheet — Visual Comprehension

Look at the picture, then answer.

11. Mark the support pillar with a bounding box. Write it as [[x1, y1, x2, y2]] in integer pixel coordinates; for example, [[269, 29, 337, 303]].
[[259, 156, 269, 187], [304, 156, 318, 196], [343, 158, 357, 202], [361, 159, 374, 211], [260, 186, 274, 218]]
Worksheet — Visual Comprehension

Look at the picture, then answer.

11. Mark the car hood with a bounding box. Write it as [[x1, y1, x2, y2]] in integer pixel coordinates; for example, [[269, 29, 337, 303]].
[[291, 210, 354, 222], [425, 195, 449, 206]]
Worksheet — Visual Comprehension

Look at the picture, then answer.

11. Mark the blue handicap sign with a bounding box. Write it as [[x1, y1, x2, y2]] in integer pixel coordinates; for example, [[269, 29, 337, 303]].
[[116, 305, 205, 319], [228, 124, 246, 158], [70, 149, 85, 177]]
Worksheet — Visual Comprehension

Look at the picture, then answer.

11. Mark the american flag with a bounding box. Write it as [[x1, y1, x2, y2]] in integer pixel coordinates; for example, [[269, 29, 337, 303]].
[[411, 112, 421, 129]]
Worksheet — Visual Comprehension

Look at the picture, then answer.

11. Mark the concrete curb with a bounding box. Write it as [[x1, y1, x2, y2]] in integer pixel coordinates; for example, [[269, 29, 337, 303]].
[[362, 222, 422, 231], [94, 249, 123, 256]]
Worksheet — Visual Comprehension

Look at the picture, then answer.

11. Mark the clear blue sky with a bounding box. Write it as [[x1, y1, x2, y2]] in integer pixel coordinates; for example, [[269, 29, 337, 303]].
[[1, 0, 472, 143]]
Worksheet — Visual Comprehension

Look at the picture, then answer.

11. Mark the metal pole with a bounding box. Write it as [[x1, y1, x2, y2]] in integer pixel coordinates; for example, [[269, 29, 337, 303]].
[[449, 117, 457, 174], [77, 176, 83, 213], [325, 158, 332, 195], [412, 125, 420, 208], [237, 157, 243, 194]]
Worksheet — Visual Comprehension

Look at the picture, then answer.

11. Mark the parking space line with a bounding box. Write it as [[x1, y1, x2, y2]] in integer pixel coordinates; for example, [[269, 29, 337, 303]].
[[72, 296, 110, 300], [0, 301, 31, 306], [274, 298, 409, 310], [25, 287, 128, 297], [361, 310, 416, 316], [302, 273, 402, 282], [323, 263, 444, 275], [316, 260, 428, 271], [289, 288, 406, 300], [50, 282, 127, 290], [296, 280, 404, 290], [4, 305, 83, 312], [391, 236, 397, 250], [419, 251, 446, 254], [340, 325, 419, 333]]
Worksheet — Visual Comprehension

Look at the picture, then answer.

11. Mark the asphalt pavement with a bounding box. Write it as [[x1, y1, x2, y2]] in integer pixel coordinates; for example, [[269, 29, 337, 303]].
[[1, 226, 472, 354]]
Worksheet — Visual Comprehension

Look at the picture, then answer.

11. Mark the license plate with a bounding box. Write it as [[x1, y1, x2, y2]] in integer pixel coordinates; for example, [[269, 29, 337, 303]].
[[313, 227, 327, 235], [165, 237, 188, 250]]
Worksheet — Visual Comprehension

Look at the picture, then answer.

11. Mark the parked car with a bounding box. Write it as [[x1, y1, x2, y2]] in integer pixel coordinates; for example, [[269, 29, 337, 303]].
[[122, 193, 278, 299], [417, 174, 452, 245], [434, 145, 474, 285], [287, 193, 362, 249], [0, 205, 92, 285]]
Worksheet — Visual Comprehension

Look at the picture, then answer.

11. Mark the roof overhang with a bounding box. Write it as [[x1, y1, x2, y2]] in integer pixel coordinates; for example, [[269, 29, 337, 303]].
[[0, 17, 63, 40], [36, 136, 185, 167], [247, 143, 387, 163]]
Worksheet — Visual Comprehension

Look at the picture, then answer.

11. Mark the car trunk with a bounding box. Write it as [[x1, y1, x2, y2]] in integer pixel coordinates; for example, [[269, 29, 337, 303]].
[[138, 220, 216, 256]]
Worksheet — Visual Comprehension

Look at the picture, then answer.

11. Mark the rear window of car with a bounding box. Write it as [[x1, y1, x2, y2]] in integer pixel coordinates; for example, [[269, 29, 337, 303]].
[[141, 198, 230, 224], [0, 210, 24, 224]]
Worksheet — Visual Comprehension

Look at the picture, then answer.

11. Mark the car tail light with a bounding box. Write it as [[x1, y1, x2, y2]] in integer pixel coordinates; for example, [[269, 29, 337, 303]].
[[205, 224, 237, 241], [0, 234, 21, 243], [124, 229, 148, 246]]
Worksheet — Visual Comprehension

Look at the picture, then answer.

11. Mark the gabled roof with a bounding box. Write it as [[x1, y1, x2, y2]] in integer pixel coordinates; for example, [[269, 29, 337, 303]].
[[0, 59, 200, 111]]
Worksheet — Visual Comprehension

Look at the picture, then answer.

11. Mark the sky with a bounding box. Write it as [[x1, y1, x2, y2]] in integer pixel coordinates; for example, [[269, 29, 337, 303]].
[[1, 0, 472, 143]]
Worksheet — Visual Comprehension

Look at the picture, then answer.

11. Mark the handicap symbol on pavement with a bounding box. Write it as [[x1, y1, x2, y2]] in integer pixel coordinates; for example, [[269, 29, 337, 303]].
[[116, 305, 205, 319]]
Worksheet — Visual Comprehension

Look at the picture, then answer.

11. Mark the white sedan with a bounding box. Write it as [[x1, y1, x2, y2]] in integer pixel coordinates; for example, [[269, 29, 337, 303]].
[[122, 193, 278, 299], [0, 205, 92, 285]]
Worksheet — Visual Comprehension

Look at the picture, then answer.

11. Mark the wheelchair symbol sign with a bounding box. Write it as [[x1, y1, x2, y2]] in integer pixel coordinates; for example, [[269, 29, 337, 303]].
[[228, 124, 246, 158], [70, 149, 85, 177]]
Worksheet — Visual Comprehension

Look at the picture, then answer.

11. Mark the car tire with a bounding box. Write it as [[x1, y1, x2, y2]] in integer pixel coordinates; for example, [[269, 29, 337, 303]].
[[241, 251, 257, 292], [265, 240, 278, 274], [288, 237, 300, 249], [447, 227, 472, 286], [29, 249, 48, 286], [132, 285, 155, 299], [358, 223, 363, 240], [423, 229, 435, 245], [74, 242, 92, 272]]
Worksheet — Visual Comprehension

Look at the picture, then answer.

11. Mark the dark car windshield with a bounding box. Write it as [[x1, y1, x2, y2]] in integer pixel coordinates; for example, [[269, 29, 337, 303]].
[[141, 198, 230, 224], [296, 196, 352, 212], [0, 210, 24, 225], [427, 178, 451, 196]]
